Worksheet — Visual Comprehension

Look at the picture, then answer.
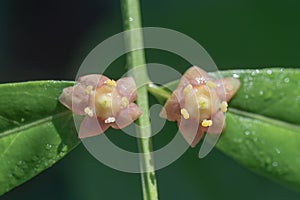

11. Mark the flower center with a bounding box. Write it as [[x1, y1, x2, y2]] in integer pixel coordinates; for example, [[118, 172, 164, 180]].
[[194, 86, 213, 119], [95, 93, 114, 118], [93, 84, 117, 119]]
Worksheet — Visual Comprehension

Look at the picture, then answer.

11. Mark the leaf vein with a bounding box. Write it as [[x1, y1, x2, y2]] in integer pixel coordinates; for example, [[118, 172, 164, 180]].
[[0, 111, 72, 161]]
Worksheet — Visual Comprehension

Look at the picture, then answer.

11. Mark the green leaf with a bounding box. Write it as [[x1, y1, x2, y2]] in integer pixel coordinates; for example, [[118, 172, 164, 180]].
[[0, 81, 80, 195], [148, 68, 300, 190]]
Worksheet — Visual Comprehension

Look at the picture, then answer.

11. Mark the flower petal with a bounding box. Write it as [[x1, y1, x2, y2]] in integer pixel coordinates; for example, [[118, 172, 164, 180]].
[[160, 91, 181, 121], [116, 77, 137, 101], [206, 111, 225, 134], [78, 74, 109, 88], [191, 127, 205, 148], [178, 91, 202, 147], [179, 66, 210, 87], [72, 84, 90, 115], [59, 86, 74, 111], [215, 77, 240, 101], [79, 116, 109, 138], [181, 89, 201, 120], [111, 103, 142, 129], [59, 85, 89, 115], [178, 118, 203, 147]]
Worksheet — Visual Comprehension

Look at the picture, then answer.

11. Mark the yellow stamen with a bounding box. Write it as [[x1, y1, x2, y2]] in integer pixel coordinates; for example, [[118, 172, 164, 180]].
[[221, 101, 228, 112], [183, 84, 193, 95], [180, 108, 190, 119], [201, 119, 213, 127], [206, 81, 217, 89], [198, 96, 209, 109], [85, 85, 93, 95], [84, 107, 94, 117], [105, 79, 117, 87], [121, 97, 129, 108]]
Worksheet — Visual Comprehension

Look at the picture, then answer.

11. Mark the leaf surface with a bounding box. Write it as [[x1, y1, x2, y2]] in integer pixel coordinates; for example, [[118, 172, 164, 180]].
[[0, 81, 79, 195]]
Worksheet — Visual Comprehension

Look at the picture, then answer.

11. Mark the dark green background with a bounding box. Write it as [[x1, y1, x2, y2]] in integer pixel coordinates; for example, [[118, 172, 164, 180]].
[[1, 0, 300, 199]]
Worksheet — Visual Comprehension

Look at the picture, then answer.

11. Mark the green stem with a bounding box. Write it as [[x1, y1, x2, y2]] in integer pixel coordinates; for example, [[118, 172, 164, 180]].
[[120, 0, 158, 200]]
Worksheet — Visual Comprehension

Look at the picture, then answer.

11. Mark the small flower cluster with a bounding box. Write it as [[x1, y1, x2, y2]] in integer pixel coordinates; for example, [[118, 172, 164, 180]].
[[59, 75, 142, 138], [160, 66, 240, 147]]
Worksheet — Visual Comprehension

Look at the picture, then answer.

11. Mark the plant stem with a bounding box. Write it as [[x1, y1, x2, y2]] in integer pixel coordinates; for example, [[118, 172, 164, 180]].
[[120, 0, 159, 200]]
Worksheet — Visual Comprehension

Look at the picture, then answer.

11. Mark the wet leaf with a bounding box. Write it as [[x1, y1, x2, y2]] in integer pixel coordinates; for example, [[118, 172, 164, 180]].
[[0, 81, 79, 195]]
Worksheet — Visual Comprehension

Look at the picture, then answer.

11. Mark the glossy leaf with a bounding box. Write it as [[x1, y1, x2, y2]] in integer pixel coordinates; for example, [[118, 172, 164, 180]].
[[0, 81, 80, 195], [149, 68, 300, 190]]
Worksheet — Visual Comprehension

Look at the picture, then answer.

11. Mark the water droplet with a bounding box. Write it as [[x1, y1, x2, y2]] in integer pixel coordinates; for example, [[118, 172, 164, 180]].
[[251, 71, 256, 76], [266, 69, 272, 75], [275, 148, 281, 154], [20, 118, 25, 122], [259, 90, 264, 95], [61, 145, 68, 153], [272, 161, 279, 167], [244, 130, 250, 136], [255, 69, 260, 73], [233, 74, 240, 78], [129, 17, 133, 21], [45, 144, 52, 150], [244, 95, 249, 99], [284, 78, 290, 83]]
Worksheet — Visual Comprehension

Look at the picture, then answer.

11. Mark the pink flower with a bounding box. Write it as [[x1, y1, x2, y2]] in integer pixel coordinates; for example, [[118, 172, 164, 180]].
[[59, 75, 142, 138], [160, 66, 240, 147]]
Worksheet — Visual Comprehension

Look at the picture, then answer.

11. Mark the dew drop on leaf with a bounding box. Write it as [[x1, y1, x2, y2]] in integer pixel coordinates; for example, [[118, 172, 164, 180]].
[[244, 130, 250, 136], [272, 161, 279, 167], [274, 148, 281, 154], [233, 74, 240, 78], [284, 78, 290, 83], [45, 144, 52, 150], [266, 69, 272, 75]]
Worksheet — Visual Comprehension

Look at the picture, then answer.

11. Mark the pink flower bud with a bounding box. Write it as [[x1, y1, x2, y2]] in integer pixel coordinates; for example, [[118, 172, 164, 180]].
[[160, 66, 240, 147], [59, 75, 142, 138]]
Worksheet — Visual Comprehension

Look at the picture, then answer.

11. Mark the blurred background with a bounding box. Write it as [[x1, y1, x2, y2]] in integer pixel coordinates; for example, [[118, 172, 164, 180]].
[[1, 0, 300, 199]]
